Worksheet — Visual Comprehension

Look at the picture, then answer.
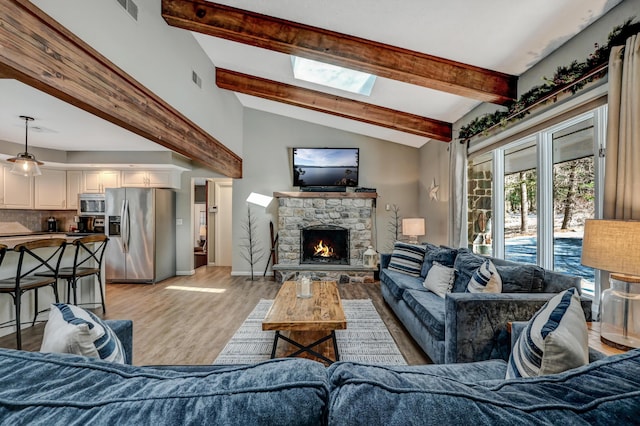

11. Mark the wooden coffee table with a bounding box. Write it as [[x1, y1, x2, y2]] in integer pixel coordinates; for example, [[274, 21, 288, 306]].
[[262, 280, 347, 364]]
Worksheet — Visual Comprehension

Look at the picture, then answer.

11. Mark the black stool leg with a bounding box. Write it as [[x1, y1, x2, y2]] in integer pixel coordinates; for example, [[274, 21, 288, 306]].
[[15, 292, 22, 350], [97, 274, 106, 314], [31, 288, 38, 326]]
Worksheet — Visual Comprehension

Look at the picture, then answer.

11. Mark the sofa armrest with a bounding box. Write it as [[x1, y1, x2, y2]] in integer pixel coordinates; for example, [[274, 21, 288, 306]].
[[380, 253, 392, 269], [105, 319, 133, 365], [444, 293, 592, 364]]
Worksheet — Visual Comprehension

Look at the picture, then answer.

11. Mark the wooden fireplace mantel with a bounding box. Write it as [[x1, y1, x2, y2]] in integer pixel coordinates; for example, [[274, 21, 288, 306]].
[[274, 191, 378, 199]]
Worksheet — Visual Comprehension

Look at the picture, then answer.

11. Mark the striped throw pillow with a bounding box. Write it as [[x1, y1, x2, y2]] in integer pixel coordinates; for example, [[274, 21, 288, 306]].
[[40, 303, 126, 364], [387, 242, 426, 277], [506, 288, 588, 379], [467, 259, 502, 293]]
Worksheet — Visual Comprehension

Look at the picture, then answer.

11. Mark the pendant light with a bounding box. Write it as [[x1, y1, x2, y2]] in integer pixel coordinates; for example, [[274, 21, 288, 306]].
[[7, 115, 43, 177]]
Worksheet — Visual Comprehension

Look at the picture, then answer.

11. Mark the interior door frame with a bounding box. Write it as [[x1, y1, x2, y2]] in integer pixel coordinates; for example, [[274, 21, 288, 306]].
[[213, 179, 233, 266]]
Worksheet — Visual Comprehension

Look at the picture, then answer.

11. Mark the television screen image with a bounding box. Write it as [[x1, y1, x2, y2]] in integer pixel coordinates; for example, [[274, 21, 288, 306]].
[[293, 148, 359, 187]]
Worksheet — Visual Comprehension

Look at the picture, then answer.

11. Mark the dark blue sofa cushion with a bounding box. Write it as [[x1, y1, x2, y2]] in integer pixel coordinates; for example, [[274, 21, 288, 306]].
[[0, 350, 329, 425], [495, 264, 545, 293], [452, 249, 486, 292], [380, 268, 425, 300], [421, 246, 458, 278], [402, 289, 446, 341], [328, 350, 640, 425]]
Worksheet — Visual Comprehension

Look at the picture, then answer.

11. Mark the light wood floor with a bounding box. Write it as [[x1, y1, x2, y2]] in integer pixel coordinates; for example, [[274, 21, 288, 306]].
[[0, 266, 431, 366]]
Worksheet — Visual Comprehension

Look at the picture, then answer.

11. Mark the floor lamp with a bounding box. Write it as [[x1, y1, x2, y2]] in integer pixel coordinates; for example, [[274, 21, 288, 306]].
[[581, 219, 640, 350]]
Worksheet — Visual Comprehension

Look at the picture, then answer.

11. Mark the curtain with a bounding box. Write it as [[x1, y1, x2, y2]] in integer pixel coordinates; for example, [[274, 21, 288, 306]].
[[604, 33, 640, 220], [449, 139, 468, 248]]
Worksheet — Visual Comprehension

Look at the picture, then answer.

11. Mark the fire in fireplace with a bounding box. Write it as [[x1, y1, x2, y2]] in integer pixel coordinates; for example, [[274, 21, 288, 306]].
[[301, 225, 349, 265]]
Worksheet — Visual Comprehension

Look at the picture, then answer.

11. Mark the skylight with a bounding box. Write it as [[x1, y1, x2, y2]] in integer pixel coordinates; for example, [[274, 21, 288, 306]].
[[291, 56, 376, 96]]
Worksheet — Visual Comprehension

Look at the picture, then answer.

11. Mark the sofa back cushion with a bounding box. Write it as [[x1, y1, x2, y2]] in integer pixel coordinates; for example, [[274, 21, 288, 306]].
[[452, 249, 486, 292], [0, 351, 329, 425], [328, 351, 640, 425], [421, 246, 458, 278]]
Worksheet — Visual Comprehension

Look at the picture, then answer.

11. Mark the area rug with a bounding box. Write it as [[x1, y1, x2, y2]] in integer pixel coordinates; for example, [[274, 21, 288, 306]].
[[213, 299, 406, 365]]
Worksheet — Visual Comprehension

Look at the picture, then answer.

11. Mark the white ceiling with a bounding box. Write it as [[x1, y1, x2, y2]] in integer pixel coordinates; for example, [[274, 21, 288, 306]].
[[0, 0, 621, 155], [194, 0, 621, 147]]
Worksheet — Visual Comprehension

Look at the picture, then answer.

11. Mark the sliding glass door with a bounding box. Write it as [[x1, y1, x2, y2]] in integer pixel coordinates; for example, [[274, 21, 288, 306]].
[[467, 105, 606, 299]]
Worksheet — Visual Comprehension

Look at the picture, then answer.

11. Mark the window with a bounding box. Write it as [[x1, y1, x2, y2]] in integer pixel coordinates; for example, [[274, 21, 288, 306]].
[[551, 118, 596, 293], [291, 56, 376, 96], [504, 140, 538, 265], [467, 106, 606, 299]]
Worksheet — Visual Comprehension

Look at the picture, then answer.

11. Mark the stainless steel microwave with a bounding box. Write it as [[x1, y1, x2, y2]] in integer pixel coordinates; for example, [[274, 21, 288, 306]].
[[78, 193, 106, 216]]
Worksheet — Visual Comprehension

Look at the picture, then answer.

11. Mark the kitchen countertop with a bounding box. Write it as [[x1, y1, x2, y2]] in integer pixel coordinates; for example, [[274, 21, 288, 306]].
[[0, 232, 85, 249]]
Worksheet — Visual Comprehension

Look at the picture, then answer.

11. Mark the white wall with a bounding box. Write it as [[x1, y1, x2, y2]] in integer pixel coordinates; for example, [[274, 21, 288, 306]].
[[231, 109, 421, 275], [422, 0, 640, 245], [31, 0, 244, 157]]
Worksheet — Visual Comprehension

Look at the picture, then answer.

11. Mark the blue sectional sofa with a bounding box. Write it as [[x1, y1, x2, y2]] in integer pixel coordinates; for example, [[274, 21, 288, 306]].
[[1, 319, 638, 425], [380, 246, 592, 364]]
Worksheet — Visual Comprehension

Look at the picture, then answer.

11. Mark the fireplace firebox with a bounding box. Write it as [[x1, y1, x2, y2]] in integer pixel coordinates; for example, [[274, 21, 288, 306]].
[[300, 225, 349, 265]]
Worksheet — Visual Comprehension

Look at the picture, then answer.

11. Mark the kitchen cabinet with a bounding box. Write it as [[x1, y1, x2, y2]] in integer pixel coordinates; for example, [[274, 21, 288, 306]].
[[83, 170, 121, 193], [35, 169, 67, 210], [66, 170, 83, 210], [121, 170, 179, 188], [0, 165, 34, 209]]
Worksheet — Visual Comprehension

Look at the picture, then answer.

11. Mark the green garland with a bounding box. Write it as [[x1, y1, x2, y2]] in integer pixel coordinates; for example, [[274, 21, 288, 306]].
[[458, 18, 640, 142]]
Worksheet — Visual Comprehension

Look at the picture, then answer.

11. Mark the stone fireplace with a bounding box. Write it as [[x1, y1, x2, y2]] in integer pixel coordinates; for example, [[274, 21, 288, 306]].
[[273, 191, 377, 284], [301, 225, 349, 265]]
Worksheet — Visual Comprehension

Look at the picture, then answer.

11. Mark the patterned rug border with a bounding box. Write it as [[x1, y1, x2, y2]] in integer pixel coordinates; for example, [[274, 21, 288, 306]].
[[213, 298, 406, 365]]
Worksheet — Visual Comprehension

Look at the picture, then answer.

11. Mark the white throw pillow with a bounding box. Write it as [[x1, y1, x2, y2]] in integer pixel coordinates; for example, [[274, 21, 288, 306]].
[[40, 303, 125, 364], [467, 259, 502, 293], [506, 288, 588, 379], [423, 262, 455, 298]]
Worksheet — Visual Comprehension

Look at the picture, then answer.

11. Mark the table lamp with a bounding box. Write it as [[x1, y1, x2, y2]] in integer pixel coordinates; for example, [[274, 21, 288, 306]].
[[581, 219, 640, 350], [402, 218, 425, 244]]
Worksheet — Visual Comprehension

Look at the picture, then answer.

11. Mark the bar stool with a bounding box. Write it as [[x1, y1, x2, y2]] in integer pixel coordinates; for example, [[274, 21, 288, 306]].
[[0, 238, 66, 350], [55, 235, 109, 314]]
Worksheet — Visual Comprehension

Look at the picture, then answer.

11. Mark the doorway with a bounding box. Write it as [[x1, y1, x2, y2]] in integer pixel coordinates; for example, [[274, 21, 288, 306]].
[[192, 178, 232, 268], [212, 180, 233, 266]]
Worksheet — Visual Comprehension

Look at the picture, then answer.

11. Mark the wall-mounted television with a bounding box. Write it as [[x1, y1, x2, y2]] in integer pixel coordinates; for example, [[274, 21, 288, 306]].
[[292, 148, 359, 188]]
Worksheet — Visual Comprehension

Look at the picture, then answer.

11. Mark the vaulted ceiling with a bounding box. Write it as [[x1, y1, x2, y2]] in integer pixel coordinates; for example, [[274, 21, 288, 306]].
[[0, 0, 623, 174], [173, 0, 621, 147]]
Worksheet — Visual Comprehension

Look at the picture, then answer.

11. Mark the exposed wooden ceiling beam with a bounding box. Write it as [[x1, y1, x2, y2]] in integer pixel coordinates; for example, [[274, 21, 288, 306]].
[[162, 0, 517, 105], [0, 0, 242, 178], [216, 69, 452, 142]]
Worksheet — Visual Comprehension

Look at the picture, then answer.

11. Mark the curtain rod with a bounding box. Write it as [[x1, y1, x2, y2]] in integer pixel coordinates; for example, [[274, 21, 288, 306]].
[[462, 62, 609, 144]]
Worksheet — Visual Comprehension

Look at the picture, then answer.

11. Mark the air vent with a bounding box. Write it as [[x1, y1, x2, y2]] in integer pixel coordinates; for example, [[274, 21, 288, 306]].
[[192, 70, 202, 88], [116, 0, 138, 21]]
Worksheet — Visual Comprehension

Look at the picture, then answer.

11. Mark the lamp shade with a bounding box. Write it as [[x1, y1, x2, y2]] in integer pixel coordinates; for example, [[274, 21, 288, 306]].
[[199, 225, 207, 237], [581, 219, 640, 276], [402, 218, 425, 237]]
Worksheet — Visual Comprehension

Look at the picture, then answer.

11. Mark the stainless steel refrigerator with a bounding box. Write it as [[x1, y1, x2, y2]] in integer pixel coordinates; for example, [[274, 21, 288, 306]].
[[105, 188, 176, 283]]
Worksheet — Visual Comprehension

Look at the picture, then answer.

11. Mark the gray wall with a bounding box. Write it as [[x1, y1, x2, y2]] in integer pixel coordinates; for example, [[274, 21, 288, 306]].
[[421, 0, 640, 247], [231, 109, 421, 275], [418, 141, 451, 246]]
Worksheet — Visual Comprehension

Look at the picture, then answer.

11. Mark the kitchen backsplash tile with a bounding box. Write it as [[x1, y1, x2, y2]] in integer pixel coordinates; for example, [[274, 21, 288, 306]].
[[0, 210, 77, 234]]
